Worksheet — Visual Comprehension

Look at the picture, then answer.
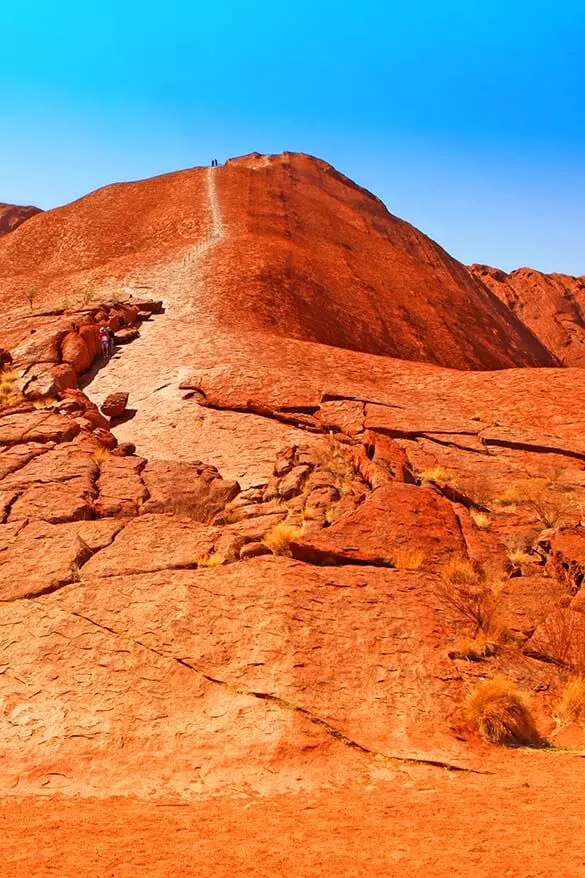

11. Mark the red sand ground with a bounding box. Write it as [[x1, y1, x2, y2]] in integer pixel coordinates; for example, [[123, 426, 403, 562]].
[[3, 760, 585, 878]]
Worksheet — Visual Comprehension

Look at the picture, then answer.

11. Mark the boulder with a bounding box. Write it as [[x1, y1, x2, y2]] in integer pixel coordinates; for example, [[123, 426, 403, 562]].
[[61, 331, 92, 375], [291, 482, 466, 566], [114, 327, 140, 344], [51, 363, 78, 392], [101, 392, 129, 418], [140, 459, 240, 523], [79, 323, 101, 361]]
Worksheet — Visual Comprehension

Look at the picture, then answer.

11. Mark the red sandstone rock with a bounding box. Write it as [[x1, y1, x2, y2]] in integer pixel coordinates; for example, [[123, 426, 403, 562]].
[[470, 263, 585, 366], [79, 323, 101, 361], [114, 327, 139, 344], [0, 154, 557, 370], [0, 202, 41, 236], [51, 363, 78, 392], [61, 331, 92, 375], [140, 459, 240, 523], [292, 482, 465, 566], [3, 152, 585, 826], [100, 392, 129, 417]]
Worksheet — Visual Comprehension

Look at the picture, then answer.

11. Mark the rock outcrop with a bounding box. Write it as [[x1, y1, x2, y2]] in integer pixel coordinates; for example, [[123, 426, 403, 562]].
[[469, 263, 585, 366], [0, 202, 41, 236], [1, 154, 585, 819], [1, 154, 555, 369]]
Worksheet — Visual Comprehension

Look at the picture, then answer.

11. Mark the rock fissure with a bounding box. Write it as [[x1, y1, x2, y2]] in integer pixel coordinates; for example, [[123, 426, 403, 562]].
[[482, 437, 585, 462], [64, 607, 484, 774]]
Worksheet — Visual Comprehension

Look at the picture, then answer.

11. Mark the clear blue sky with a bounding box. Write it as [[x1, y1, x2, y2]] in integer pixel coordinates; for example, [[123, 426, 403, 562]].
[[1, 0, 584, 273]]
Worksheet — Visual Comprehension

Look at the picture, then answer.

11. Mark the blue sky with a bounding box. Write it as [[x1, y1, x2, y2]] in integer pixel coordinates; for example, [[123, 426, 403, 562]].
[[1, 0, 584, 273]]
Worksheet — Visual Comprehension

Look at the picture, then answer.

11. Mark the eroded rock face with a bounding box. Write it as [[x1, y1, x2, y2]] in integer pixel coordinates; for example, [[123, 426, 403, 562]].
[[0, 202, 41, 236], [469, 263, 585, 366], [1, 154, 557, 369]]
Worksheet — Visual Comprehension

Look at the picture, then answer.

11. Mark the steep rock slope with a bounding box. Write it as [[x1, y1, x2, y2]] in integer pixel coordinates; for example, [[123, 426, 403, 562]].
[[1, 153, 555, 369], [2, 155, 585, 839], [0, 202, 41, 236], [470, 263, 585, 366]]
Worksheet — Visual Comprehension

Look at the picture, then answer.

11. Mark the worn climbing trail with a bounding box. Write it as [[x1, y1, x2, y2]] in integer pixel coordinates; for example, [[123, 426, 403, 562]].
[[84, 166, 225, 461]]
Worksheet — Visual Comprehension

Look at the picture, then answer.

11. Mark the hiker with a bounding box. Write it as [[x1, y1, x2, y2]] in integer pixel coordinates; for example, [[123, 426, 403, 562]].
[[99, 326, 110, 361], [106, 326, 116, 357]]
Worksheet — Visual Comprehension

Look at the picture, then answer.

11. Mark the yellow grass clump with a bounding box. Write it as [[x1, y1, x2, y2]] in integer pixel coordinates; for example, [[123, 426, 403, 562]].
[[264, 523, 303, 556], [470, 510, 491, 530], [92, 446, 111, 464], [32, 396, 58, 410], [390, 548, 425, 570], [419, 466, 455, 485], [0, 369, 23, 409], [465, 677, 541, 747], [554, 676, 585, 728], [196, 553, 225, 569], [508, 547, 533, 568]]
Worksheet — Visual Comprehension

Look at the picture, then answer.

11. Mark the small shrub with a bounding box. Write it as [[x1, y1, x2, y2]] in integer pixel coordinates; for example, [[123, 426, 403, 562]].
[[456, 476, 494, 509], [540, 606, 585, 671], [435, 557, 502, 637], [525, 490, 570, 529], [470, 510, 491, 530], [554, 676, 585, 727], [264, 523, 303, 556], [465, 677, 541, 747], [391, 548, 425, 570]]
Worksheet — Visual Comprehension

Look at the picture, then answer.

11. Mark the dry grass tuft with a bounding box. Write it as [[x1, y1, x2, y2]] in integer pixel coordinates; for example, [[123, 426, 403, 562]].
[[313, 435, 355, 478], [264, 523, 303, 556], [0, 369, 23, 409], [465, 676, 541, 747], [540, 606, 585, 671], [435, 557, 502, 637], [455, 476, 494, 509], [197, 553, 225, 569], [525, 490, 570, 529], [391, 547, 425, 570], [508, 547, 534, 568], [449, 632, 498, 661], [92, 446, 111, 464], [419, 466, 455, 485], [32, 396, 58, 410], [554, 676, 585, 728], [470, 510, 491, 530], [441, 556, 480, 586]]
